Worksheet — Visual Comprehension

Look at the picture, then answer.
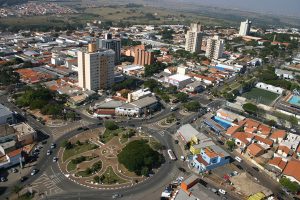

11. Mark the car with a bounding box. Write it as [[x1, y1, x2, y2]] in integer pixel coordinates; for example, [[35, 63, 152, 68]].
[[31, 169, 38, 176], [252, 167, 260, 172], [178, 167, 186, 172], [236, 164, 243, 170], [174, 140, 179, 144], [12, 168, 18, 173], [217, 140, 224, 145], [176, 121, 180, 125], [211, 188, 217, 193], [83, 127, 89, 131], [77, 127, 83, 131], [234, 156, 242, 163], [47, 150, 51, 156], [20, 176, 27, 182], [1, 177, 7, 182], [218, 189, 226, 195], [53, 157, 58, 162], [50, 143, 56, 149], [112, 193, 122, 199]]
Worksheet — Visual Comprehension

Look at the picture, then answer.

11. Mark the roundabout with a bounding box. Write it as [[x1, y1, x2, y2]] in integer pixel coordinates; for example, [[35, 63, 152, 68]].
[[57, 125, 165, 190]]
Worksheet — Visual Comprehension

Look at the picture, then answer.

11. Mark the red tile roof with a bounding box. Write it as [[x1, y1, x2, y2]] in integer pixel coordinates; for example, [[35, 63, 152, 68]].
[[247, 143, 264, 157], [268, 157, 287, 171], [196, 155, 209, 166], [226, 125, 241, 135], [270, 130, 287, 140], [277, 146, 291, 155], [232, 132, 254, 145], [283, 160, 300, 182], [254, 135, 273, 146], [257, 124, 271, 135], [7, 148, 22, 158]]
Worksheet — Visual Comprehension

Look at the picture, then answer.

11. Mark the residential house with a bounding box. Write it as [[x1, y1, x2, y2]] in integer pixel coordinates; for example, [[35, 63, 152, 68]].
[[282, 160, 300, 184], [267, 157, 287, 174], [0, 148, 24, 169], [246, 143, 265, 158], [253, 135, 273, 150], [192, 145, 230, 173], [269, 130, 287, 144], [275, 146, 291, 160], [232, 132, 254, 149]]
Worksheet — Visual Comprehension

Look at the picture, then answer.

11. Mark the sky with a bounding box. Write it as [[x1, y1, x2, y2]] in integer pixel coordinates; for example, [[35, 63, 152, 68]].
[[184, 0, 300, 18]]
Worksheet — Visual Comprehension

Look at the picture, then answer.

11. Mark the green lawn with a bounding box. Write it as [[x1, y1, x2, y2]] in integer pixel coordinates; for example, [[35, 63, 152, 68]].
[[63, 143, 98, 162], [100, 128, 124, 143], [67, 161, 77, 172], [100, 166, 127, 184], [242, 88, 280, 105]]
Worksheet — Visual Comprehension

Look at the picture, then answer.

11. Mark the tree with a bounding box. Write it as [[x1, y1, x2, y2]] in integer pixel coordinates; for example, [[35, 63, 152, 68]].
[[141, 167, 149, 177], [289, 116, 298, 127], [280, 177, 300, 193], [104, 121, 119, 130], [61, 140, 73, 149], [175, 92, 189, 103], [226, 140, 236, 151], [183, 101, 201, 112], [93, 175, 100, 183], [266, 120, 277, 127], [12, 185, 22, 197], [144, 79, 159, 92], [242, 103, 258, 115], [118, 140, 164, 175]]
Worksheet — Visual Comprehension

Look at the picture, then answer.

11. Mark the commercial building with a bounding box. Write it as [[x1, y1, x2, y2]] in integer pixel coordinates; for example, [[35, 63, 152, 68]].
[[78, 44, 115, 91], [97, 33, 121, 64], [127, 88, 152, 102], [133, 45, 154, 66], [239, 19, 252, 36], [115, 96, 158, 116], [0, 104, 13, 125], [164, 74, 193, 89], [192, 145, 230, 173], [205, 36, 224, 60], [185, 23, 203, 53]]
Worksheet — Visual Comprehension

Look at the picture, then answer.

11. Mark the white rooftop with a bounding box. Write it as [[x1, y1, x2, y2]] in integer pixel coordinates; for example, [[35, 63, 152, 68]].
[[168, 74, 191, 81], [281, 133, 300, 151]]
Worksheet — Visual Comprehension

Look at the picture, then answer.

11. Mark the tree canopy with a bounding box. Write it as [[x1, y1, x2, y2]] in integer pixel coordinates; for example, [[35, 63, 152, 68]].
[[118, 140, 164, 176], [280, 177, 300, 193], [242, 103, 258, 115]]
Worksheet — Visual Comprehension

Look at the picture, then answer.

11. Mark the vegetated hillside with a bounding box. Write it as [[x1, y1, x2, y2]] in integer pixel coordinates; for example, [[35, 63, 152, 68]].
[[0, 0, 28, 6]]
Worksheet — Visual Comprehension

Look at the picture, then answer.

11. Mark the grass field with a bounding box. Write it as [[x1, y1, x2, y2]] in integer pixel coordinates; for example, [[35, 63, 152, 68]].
[[63, 143, 97, 162], [242, 88, 280, 105], [0, 4, 231, 30]]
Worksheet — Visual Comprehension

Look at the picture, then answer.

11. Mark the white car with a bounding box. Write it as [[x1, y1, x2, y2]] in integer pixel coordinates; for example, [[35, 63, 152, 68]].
[[47, 150, 51, 156], [53, 157, 58, 162], [218, 189, 226, 195]]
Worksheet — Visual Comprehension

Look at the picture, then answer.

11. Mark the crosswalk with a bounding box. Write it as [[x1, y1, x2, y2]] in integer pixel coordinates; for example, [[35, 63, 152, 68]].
[[31, 172, 64, 196]]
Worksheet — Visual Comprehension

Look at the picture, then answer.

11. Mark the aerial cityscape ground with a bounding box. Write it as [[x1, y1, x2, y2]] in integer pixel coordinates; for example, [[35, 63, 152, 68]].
[[0, 1, 300, 200]]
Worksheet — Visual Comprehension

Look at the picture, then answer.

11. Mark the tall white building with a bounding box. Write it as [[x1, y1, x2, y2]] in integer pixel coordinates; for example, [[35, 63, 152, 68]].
[[97, 33, 121, 64], [78, 44, 115, 91], [185, 23, 203, 53], [239, 19, 252, 36], [205, 36, 224, 60]]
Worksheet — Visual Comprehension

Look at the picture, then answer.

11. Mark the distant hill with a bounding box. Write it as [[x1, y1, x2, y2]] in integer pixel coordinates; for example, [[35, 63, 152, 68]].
[[0, 0, 28, 6]]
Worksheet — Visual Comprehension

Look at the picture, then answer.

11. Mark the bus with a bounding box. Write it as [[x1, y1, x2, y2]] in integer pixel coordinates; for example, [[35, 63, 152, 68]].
[[167, 149, 177, 160]]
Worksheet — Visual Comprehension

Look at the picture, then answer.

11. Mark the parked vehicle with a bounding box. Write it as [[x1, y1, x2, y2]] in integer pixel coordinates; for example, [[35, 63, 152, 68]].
[[31, 169, 38, 176], [235, 156, 242, 163], [218, 189, 226, 195], [47, 150, 51, 156], [53, 157, 58, 162], [112, 193, 122, 199], [50, 143, 56, 149]]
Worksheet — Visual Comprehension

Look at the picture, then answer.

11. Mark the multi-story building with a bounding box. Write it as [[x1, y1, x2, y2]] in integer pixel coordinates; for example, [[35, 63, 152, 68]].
[[239, 19, 252, 36], [0, 104, 13, 125], [185, 23, 203, 53], [205, 36, 224, 60], [97, 33, 121, 64], [133, 45, 154, 66], [78, 44, 115, 91]]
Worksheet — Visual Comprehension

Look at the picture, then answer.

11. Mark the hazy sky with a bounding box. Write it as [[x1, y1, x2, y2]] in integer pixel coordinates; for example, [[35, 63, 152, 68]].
[[185, 0, 300, 18]]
